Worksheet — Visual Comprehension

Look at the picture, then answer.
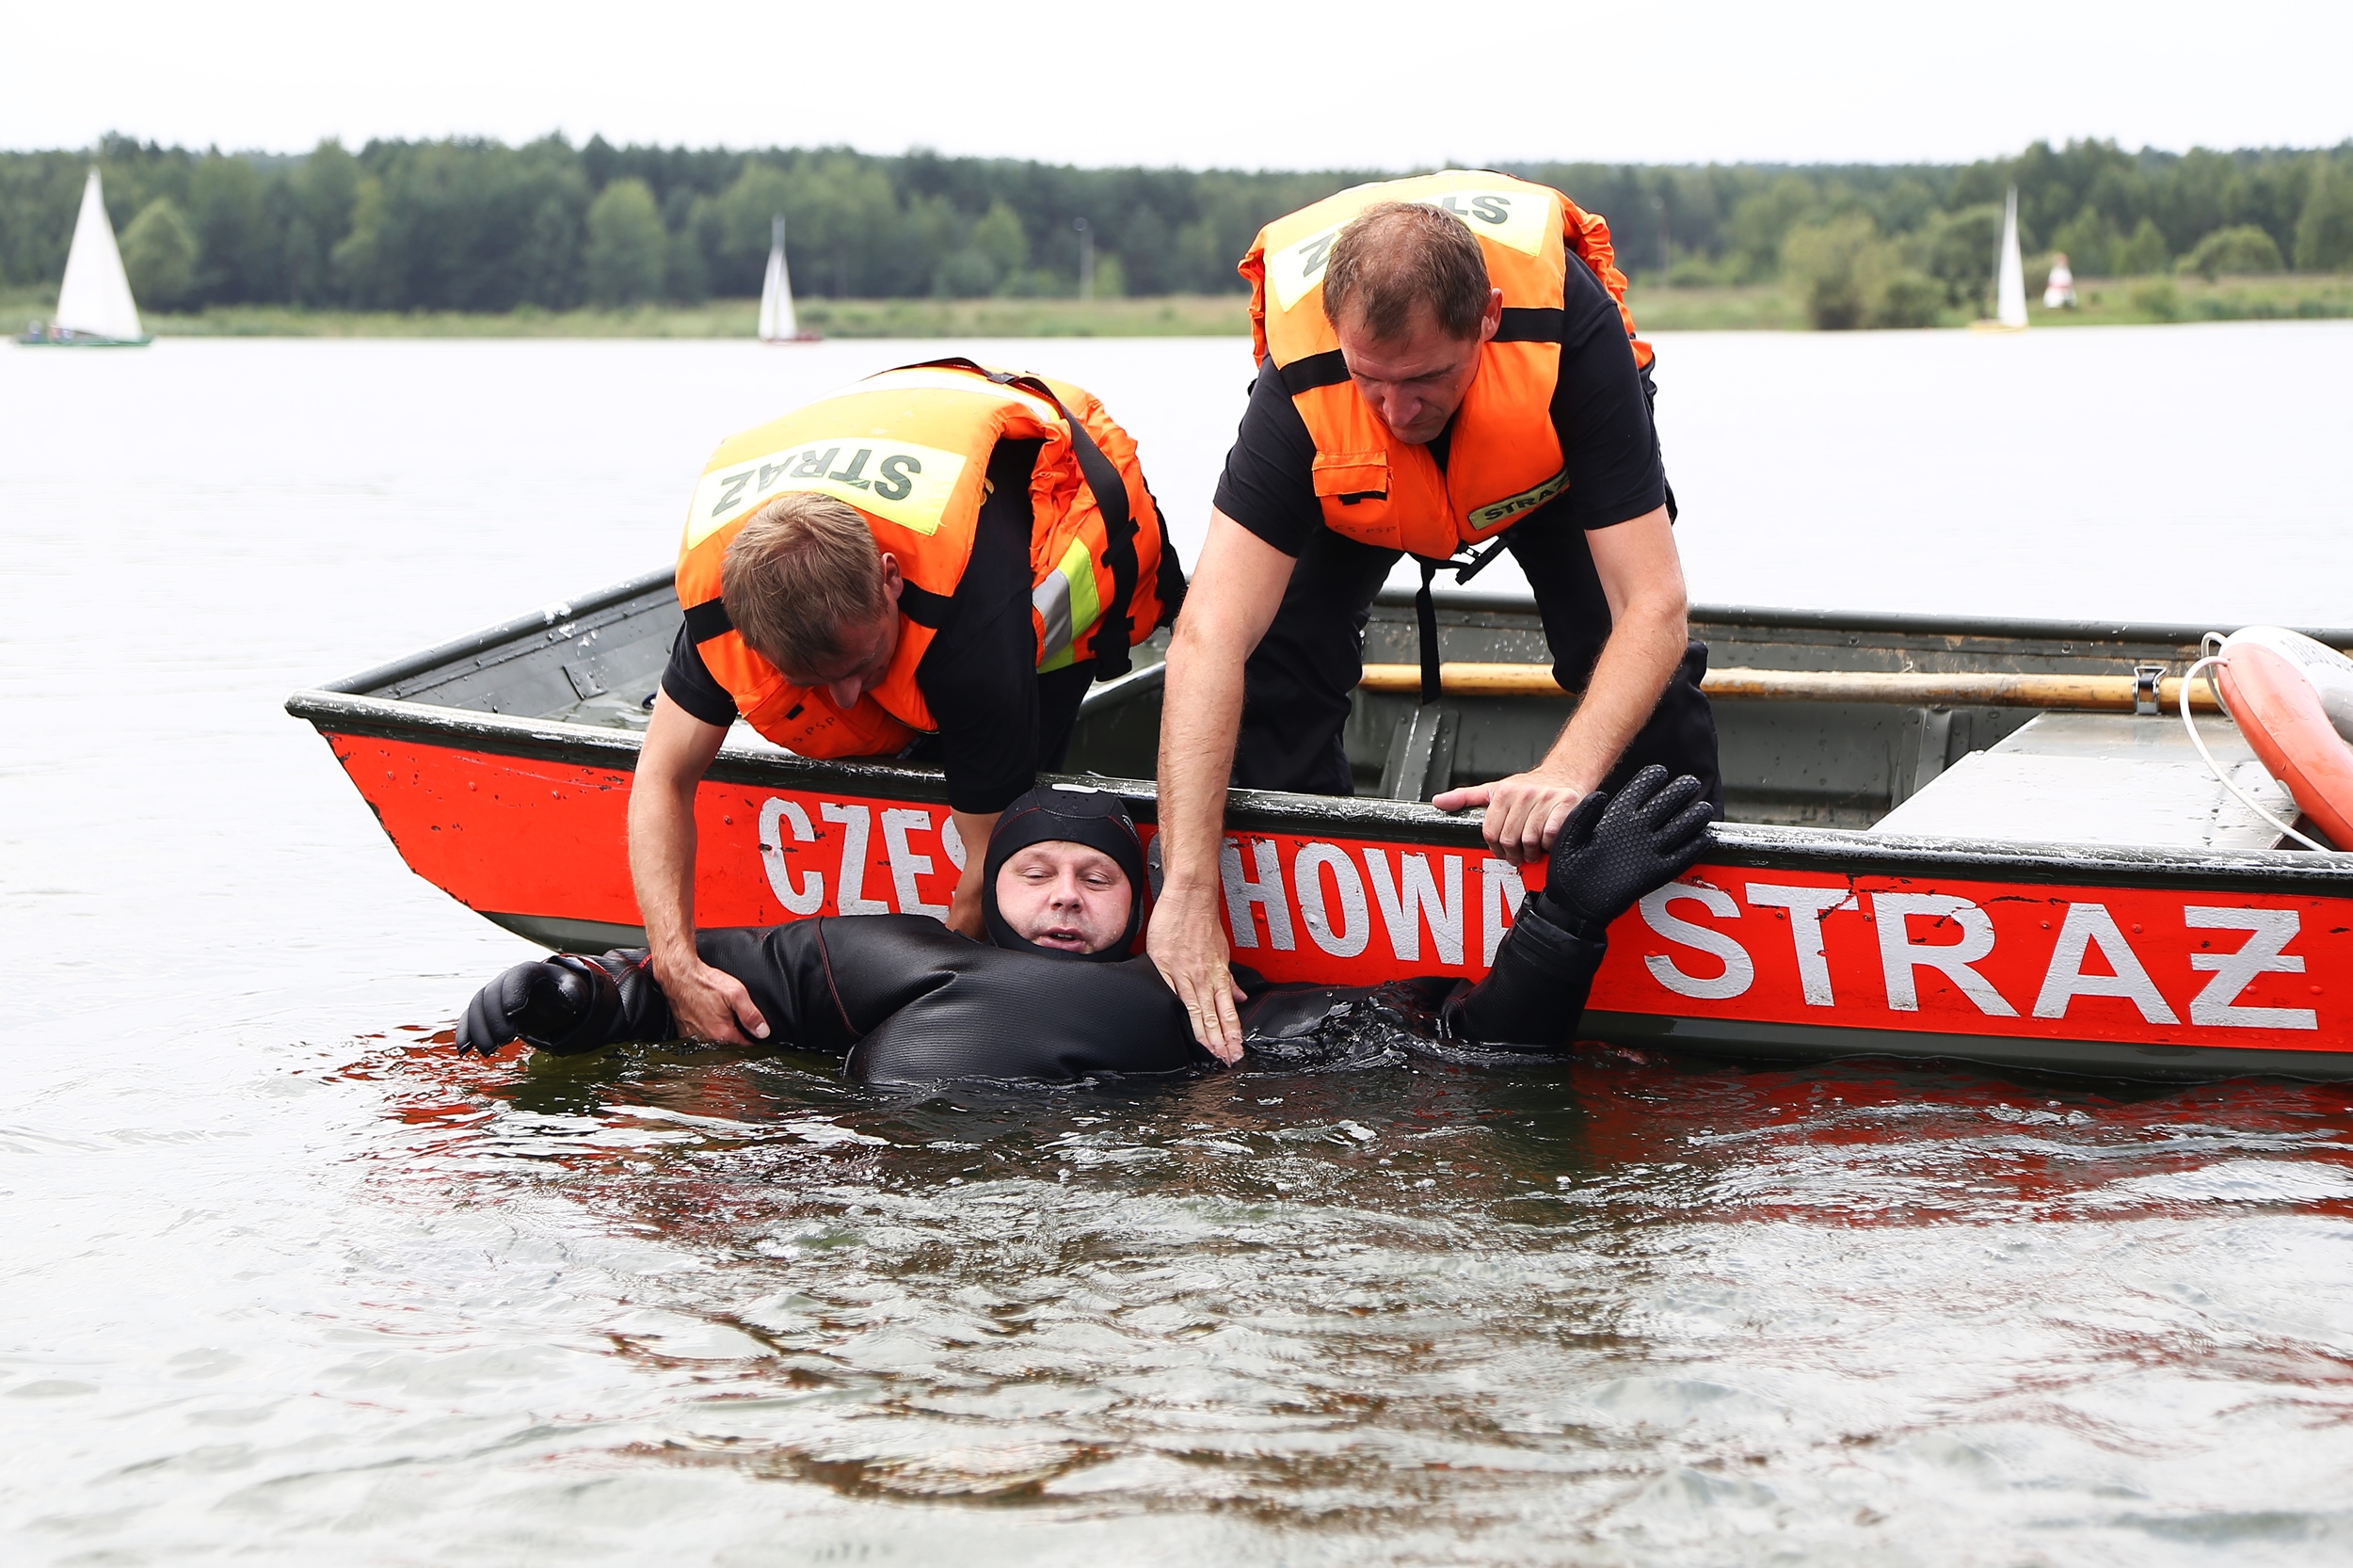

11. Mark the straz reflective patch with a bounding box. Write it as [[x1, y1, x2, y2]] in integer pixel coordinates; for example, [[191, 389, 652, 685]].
[[684, 437, 968, 548], [1267, 188, 1554, 312], [1466, 466, 1570, 533]]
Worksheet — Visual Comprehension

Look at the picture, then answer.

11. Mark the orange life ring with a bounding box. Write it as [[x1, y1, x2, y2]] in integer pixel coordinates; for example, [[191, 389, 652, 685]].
[[2214, 626, 2353, 850]]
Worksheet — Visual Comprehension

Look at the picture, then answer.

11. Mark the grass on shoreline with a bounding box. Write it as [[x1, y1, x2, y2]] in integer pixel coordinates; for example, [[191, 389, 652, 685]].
[[1625, 274, 2353, 331], [8, 278, 2347, 340], [18, 293, 1255, 340]]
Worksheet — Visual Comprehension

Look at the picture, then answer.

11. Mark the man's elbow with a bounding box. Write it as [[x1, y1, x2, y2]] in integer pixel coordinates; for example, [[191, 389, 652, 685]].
[[1619, 580, 1688, 641]]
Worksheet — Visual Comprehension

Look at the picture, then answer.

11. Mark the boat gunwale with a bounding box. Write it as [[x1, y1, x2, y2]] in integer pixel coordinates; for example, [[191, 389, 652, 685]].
[[286, 686, 2353, 896]]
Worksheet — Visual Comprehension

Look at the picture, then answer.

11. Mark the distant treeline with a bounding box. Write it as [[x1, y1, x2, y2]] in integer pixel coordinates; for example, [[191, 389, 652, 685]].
[[3, 134, 2349, 319]]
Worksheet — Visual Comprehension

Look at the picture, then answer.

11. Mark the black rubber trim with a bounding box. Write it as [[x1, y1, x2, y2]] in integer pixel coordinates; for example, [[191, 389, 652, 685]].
[[1579, 1011, 2353, 1083]]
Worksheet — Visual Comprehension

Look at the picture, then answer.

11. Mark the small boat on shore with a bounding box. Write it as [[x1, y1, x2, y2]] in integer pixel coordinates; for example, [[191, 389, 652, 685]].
[[19, 168, 150, 348], [290, 576, 2353, 1081]]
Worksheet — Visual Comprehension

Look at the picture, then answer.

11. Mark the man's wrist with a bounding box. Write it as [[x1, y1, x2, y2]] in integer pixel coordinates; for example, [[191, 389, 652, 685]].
[[1156, 872, 1221, 905], [648, 936, 699, 976]]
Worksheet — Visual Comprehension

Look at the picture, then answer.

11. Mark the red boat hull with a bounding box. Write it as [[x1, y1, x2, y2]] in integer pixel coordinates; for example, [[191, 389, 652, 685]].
[[323, 727, 2353, 1078]]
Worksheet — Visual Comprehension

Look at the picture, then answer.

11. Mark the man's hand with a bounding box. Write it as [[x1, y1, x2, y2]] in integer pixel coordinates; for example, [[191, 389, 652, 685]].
[[652, 951, 769, 1046], [1146, 882, 1247, 1064], [944, 808, 998, 940], [1147, 509, 1294, 1068], [1433, 764, 1594, 865], [1433, 507, 1690, 864]]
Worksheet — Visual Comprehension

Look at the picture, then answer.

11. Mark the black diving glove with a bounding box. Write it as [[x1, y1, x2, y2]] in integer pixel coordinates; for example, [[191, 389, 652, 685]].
[[455, 952, 670, 1058], [1536, 765, 1714, 938]]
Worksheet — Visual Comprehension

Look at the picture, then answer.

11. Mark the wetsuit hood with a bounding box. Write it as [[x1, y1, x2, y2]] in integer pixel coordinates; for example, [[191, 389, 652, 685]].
[[981, 785, 1147, 962]]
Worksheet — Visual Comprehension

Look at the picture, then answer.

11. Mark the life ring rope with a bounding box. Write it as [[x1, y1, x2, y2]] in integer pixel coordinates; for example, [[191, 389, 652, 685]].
[[2179, 653, 2334, 853]]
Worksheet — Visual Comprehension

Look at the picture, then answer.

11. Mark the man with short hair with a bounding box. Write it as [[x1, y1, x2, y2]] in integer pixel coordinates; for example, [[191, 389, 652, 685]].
[[459, 769, 1714, 1087], [635, 360, 1179, 1049], [1148, 173, 1721, 1059]]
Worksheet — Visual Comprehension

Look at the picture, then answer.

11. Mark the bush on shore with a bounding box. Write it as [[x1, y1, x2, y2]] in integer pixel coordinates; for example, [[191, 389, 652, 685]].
[[1781, 214, 1943, 328]]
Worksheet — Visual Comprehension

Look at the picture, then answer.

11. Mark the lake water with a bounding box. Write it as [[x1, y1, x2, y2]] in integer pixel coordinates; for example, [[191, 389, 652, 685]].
[[5, 326, 2352, 1564]]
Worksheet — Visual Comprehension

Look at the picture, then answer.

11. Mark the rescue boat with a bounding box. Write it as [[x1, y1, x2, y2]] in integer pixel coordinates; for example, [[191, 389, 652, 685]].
[[288, 574, 2353, 1080]]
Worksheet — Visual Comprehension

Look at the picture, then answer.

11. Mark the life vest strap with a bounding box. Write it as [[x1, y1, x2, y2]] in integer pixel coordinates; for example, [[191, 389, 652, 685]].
[[1412, 537, 1513, 707], [1493, 306, 1568, 343], [682, 597, 733, 644], [898, 581, 952, 629], [1279, 351, 1351, 395]]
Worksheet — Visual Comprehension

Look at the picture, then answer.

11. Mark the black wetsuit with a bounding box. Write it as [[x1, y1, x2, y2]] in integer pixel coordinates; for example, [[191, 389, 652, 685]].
[[458, 771, 1704, 1088], [477, 901, 1605, 1089]]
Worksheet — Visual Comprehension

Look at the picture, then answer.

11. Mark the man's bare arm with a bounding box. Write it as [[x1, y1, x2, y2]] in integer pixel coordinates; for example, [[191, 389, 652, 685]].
[[629, 693, 769, 1044], [1433, 505, 1689, 862], [1146, 508, 1296, 1061], [946, 809, 998, 938]]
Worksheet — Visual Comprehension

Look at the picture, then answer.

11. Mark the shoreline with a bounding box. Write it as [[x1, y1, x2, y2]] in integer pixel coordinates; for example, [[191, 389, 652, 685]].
[[8, 277, 2346, 340]]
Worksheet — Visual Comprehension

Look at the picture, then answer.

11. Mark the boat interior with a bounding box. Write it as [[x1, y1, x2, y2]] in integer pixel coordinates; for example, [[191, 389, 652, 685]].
[[344, 569, 2339, 856]]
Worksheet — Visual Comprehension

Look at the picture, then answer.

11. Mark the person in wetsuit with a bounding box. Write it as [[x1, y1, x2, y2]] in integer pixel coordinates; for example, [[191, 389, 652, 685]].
[[456, 770, 1711, 1088]]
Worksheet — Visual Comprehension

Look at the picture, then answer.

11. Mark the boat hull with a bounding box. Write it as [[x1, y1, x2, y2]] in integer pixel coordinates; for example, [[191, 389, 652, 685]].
[[297, 686, 2353, 1081], [16, 332, 152, 347]]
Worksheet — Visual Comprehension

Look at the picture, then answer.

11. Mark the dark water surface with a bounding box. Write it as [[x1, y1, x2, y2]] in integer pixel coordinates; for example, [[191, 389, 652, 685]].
[[6, 334, 2353, 1563]]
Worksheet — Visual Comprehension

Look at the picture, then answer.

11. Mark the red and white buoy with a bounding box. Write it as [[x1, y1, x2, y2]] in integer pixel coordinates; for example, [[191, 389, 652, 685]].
[[2185, 626, 2353, 851]]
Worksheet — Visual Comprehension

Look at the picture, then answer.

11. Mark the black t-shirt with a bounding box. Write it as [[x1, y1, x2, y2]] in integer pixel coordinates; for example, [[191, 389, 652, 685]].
[[663, 438, 1052, 814], [1212, 256, 1668, 556]]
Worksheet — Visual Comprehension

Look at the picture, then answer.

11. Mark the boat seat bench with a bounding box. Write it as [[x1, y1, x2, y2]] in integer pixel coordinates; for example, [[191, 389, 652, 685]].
[[1868, 712, 2294, 852]]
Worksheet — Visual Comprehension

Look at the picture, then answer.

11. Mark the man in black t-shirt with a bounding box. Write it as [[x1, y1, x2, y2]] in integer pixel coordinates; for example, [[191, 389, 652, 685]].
[[1148, 188, 1720, 1058]]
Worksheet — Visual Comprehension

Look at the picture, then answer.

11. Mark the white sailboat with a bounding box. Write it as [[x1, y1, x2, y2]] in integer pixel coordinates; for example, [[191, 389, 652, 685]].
[[1974, 184, 2030, 333], [21, 168, 150, 347], [757, 214, 818, 344]]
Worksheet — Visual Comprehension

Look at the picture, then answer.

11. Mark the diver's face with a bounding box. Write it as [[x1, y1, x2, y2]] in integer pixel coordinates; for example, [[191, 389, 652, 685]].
[[994, 842, 1132, 954]]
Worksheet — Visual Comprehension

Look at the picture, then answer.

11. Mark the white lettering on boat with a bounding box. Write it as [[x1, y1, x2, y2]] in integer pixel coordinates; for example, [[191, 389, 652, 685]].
[[1743, 883, 1854, 1006], [821, 802, 889, 915], [757, 797, 824, 915], [880, 808, 949, 920], [1639, 883, 1755, 1000], [1873, 893, 2018, 1016], [1221, 837, 1295, 952], [1362, 850, 1464, 966], [1294, 842, 1371, 958], [2185, 908, 2318, 1030], [2031, 903, 2178, 1024], [1480, 859, 1525, 966]]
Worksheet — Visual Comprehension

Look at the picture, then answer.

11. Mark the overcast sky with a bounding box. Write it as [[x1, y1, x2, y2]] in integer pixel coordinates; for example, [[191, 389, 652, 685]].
[[8, 1, 2348, 169]]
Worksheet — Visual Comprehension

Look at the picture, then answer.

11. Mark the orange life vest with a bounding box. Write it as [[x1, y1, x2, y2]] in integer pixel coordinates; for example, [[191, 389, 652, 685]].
[[1240, 169, 1652, 563], [673, 359, 1174, 759]]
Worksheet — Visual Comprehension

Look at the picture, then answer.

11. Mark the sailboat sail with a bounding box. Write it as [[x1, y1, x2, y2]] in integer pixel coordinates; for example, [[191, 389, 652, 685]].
[[1995, 185, 2029, 330], [757, 215, 797, 343], [54, 168, 146, 344]]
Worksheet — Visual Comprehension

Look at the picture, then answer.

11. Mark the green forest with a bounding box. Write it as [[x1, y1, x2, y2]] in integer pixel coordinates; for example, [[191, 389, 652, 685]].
[[4, 134, 2350, 327]]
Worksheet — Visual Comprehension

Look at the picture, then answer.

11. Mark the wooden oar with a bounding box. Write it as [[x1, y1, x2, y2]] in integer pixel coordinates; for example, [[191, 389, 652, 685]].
[[1356, 663, 2225, 711]]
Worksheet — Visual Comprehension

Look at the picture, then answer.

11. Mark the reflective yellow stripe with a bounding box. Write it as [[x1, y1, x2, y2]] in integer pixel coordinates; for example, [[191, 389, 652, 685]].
[[1035, 536, 1103, 672]]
